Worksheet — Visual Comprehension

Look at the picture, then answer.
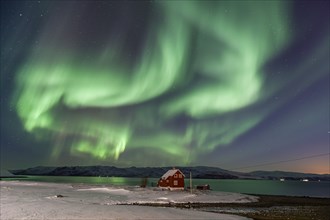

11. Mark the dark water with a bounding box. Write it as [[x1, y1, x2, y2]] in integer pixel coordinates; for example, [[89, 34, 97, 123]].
[[3, 176, 329, 198], [189, 179, 330, 198]]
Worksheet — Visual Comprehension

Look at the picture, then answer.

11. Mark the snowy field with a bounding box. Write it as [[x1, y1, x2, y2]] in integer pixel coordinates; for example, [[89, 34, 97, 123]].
[[0, 181, 257, 219]]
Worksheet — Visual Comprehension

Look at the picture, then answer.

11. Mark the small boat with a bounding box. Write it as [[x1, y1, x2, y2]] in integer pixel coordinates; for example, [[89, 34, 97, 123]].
[[302, 179, 309, 182], [280, 178, 285, 181]]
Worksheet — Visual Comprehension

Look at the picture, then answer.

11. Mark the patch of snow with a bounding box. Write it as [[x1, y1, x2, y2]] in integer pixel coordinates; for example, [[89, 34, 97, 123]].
[[77, 187, 130, 195], [1, 181, 254, 220]]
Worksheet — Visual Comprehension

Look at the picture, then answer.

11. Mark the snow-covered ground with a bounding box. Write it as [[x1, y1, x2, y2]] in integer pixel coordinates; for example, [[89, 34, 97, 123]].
[[0, 181, 256, 219]]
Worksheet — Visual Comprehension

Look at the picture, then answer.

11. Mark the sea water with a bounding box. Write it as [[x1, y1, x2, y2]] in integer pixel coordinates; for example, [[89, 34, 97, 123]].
[[2, 176, 329, 198]]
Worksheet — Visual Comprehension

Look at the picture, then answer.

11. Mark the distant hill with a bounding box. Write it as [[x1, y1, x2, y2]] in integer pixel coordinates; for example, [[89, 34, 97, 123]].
[[249, 170, 330, 181], [8, 166, 330, 181], [8, 166, 243, 179]]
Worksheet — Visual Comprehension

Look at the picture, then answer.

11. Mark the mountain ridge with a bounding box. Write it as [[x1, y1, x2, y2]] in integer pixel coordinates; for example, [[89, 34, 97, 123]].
[[8, 166, 330, 181]]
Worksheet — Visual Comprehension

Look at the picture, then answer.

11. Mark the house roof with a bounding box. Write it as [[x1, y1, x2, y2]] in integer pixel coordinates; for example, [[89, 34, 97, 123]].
[[161, 169, 185, 179]]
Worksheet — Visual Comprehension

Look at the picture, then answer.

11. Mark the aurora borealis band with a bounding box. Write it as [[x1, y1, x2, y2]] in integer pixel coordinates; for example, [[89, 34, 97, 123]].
[[1, 1, 329, 174]]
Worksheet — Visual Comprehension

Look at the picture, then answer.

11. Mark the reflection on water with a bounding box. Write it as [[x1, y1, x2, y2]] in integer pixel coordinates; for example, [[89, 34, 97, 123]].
[[3, 176, 329, 198]]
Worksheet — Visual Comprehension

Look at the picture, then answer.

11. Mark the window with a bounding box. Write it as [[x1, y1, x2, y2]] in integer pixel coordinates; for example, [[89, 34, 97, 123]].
[[174, 174, 177, 178], [166, 180, 169, 183], [179, 174, 182, 178], [174, 180, 178, 186]]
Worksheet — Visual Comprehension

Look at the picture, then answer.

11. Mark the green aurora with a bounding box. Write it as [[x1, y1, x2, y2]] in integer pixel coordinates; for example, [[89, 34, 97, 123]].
[[6, 1, 328, 169]]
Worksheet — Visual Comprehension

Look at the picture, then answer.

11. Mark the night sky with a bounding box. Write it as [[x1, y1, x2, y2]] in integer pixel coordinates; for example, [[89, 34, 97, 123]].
[[1, 1, 329, 174]]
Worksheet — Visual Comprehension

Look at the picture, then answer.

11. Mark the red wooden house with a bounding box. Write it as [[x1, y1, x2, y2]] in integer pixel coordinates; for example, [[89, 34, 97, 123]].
[[157, 168, 185, 190]]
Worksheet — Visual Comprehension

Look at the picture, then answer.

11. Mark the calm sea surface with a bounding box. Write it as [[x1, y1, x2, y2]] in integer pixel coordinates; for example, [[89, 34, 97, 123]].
[[3, 176, 330, 198]]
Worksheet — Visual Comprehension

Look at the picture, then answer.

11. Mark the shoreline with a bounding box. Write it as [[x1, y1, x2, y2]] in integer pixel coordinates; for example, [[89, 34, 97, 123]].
[[129, 194, 330, 220], [1, 180, 329, 219]]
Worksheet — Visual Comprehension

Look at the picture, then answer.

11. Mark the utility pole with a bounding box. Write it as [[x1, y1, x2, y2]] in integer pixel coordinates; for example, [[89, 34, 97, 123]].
[[190, 171, 192, 194]]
